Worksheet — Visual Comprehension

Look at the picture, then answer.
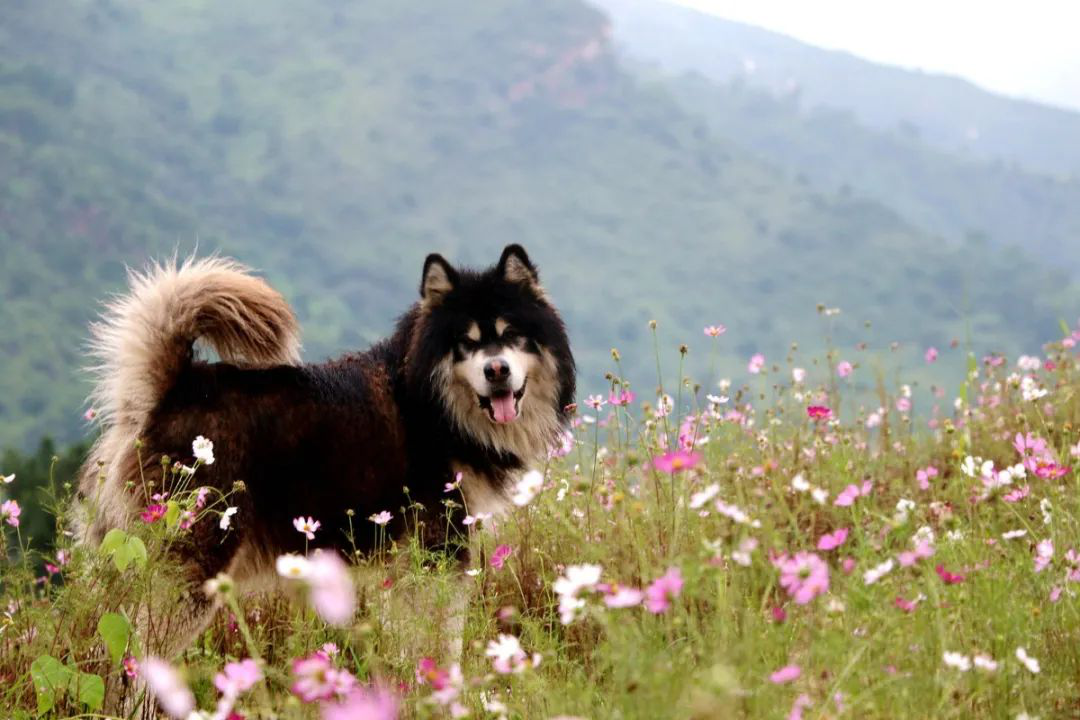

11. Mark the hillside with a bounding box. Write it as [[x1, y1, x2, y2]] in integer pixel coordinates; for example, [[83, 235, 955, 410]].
[[590, 0, 1080, 179], [1, 0, 1077, 449]]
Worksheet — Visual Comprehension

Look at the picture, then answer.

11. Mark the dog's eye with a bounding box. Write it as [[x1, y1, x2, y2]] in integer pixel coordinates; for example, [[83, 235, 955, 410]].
[[500, 328, 518, 341]]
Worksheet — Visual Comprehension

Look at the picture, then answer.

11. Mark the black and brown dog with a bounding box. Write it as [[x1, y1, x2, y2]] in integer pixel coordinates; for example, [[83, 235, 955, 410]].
[[77, 245, 575, 656]]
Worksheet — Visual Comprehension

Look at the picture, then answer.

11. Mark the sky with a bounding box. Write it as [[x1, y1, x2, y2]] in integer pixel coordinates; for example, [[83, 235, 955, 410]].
[[667, 0, 1080, 112]]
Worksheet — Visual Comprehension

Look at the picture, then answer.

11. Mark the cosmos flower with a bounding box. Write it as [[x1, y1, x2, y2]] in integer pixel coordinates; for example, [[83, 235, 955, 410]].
[[652, 450, 701, 473], [703, 325, 726, 337], [935, 564, 965, 584], [307, 552, 356, 626], [369, 511, 392, 526], [490, 544, 513, 570], [792, 367, 806, 384], [689, 483, 720, 509], [816, 528, 849, 551], [192, 435, 215, 465], [836, 361, 853, 378], [485, 634, 540, 674], [863, 559, 894, 585], [769, 664, 801, 684], [0, 473, 13, 484], [554, 564, 602, 624], [806, 405, 832, 421], [123, 655, 139, 679], [1034, 539, 1054, 573], [775, 552, 829, 604], [748, 353, 765, 374], [294, 516, 321, 539], [1015, 647, 1041, 674], [584, 394, 606, 411], [292, 652, 355, 702], [645, 567, 684, 614], [924, 347, 938, 363], [608, 389, 636, 406], [511, 470, 544, 506], [942, 652, 971, 672], [1, 499, 21, 527], [214, 658, 262, 697], [140, 504, 167, 523], [276, 554, 311, 580], [219, 506, 238, 530], [321, 686, 398, 720], [142, 657, 195, 719], [602, 584, 645, 608]]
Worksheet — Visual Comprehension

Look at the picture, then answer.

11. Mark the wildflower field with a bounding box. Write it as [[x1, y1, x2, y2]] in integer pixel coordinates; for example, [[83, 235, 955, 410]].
[[2, 322, 1080, 719]]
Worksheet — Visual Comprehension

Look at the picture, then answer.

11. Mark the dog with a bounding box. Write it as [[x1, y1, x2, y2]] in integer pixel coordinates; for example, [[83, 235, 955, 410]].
[[76, 244, 575, 659]]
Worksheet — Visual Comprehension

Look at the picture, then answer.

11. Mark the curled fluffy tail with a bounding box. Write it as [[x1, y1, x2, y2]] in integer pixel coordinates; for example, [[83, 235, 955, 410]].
[[88, 256, 301, 435]]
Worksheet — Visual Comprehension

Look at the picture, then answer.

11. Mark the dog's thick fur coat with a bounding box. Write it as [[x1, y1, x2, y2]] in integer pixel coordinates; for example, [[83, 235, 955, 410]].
[[77, 246, 574, 657]]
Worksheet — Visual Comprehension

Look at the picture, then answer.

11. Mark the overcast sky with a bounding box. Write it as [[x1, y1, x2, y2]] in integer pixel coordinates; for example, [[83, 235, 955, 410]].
[[667, 0, 1080, 112]]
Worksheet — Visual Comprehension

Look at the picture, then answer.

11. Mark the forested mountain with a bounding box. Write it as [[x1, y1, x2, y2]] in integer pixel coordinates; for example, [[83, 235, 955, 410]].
[[1, 0, 1076, 450]]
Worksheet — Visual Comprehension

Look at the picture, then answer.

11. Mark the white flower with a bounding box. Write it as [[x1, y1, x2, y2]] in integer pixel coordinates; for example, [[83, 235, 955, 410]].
[[219, 506, 238, 530], [718, 378, 731, 391], [465, 568, 481, 577], [900, 384, 912, 398], [943, 651, 971, 672], [866, 411, 882, 429], [863, 559, 895, 585], [791, 474, 810, 492], [1002, 529, 1028, 540], [0, 474, 13, 484], [1015, 647, 1041, 674], [1020, 376, 1048, 402], [945, 529, 965, 542], [293, 516, 321, 539], [1040, 498, 1053, 525], [511, 470, 544, 506], [973, 654, 998, 672], [192, 436, 215, 465], [792, 368, 806, 384], [553, 564, 602, 624], [689, 483, 720, 509], [485, 634, 539, 674], [369, 511, 392, 526], [894, 498, 916, 523], [705, 393, 728, 406], [275, 554, 311, 580], [715, 500, 759, 527], [1017, 355, 1042, 372], [913, 525, 935, 546], [810, 487, 828, 505]]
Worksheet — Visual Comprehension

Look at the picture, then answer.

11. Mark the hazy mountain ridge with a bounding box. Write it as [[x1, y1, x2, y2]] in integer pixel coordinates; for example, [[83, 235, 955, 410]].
[[0, 0, 1076, 450], [590, 0, 1080, 179]]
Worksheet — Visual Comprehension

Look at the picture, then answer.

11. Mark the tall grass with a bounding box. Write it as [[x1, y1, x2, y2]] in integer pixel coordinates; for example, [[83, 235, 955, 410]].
[[2, 322, 1079, 719]]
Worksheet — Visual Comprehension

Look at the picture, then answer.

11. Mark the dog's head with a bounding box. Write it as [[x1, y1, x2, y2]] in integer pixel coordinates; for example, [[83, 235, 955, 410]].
[[407, 244, 575, 458]]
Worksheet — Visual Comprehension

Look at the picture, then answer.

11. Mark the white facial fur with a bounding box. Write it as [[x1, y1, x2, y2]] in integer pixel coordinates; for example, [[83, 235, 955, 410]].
[[457, 345, 532, 397]]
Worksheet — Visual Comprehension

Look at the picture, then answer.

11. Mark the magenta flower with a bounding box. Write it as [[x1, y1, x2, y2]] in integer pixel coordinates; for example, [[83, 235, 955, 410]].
[[774, 552, 829, 604], [652, 450, 701, 473], [321, 686, 398, 720], [806, 405, 832, 421], [1032, 460, 1071, 479], [141, 504, 167, 523], [816, 528, 849, 551], [935, 564, 965, 585], [769, 664, 801, 684], [1, 499, 21, 527], [490, 544, 513, 570], [644, 567, 684, 613], [214, 658, 262, 697], [925, 347, 938, 363], [123, 655, 140, 679], [836, 361, 853, 378]]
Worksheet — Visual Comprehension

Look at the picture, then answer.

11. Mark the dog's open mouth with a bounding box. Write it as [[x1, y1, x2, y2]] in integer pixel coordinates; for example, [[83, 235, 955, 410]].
[[478, 379, 527, 424]]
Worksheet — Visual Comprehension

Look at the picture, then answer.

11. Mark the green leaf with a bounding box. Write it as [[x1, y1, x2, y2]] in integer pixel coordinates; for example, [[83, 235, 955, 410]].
[[99, 528, 127, 554], [30, 655, 72, 714], [75, 672, 105, 711], [112, 542, 132, 572], [97, 612, 131, 665], [127, 536, 148, 568], [165, 500, 180, 528]]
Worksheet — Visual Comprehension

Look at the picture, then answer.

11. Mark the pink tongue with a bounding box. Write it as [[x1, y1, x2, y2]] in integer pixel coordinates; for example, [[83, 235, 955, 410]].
[[491, 394, 518, 423]]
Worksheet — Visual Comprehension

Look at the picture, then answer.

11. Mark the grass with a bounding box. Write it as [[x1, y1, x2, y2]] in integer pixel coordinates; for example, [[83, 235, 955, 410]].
[[2, 321, 1079, 719]]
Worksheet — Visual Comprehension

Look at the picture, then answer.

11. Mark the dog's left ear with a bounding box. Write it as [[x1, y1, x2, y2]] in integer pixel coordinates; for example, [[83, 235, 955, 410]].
[[497, 244, 539, 285]]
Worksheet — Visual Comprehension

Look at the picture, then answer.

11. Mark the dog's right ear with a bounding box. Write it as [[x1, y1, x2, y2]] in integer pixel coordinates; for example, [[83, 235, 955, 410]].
[[420, 254, 457, 305]]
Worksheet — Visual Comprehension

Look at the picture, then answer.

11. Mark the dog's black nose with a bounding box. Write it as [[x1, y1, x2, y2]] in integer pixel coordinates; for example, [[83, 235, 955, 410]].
[[484, 358, 510, 382]]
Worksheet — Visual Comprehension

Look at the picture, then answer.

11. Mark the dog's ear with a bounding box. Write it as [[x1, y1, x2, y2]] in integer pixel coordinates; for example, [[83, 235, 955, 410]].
[[420, 254, 457, 305], [497, 244, 538, 285]]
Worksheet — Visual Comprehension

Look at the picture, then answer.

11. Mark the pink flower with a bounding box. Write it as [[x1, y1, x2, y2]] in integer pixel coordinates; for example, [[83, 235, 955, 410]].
[[490, 544, 513, 570], [748, 353, 765, 374], [294, 516, 321, 540], [308, 552, 356, 626], [836, 361, 853, 378], [898, 542, 934, 567], [916, 466, 938, 490], [608, 389, 636, 406], [83, 407, 98, 421], [833, 481, 872, 507], [774, 552, 829, 604], [1, 499, 21, 527], [644, 567, 684, 613], [895, 397, 911, 413], [141, 504, 167, 523], [123, 655, 140, 679], [293, 653, 355, 702], [704, 325, 726, 337], [142, 657, 195, 719], [602, 584, 645, 608], [817, 528, 849, 551], [1034, 539, 1054, 573], [321, 686, 398, 720], [214, 658, 262, 697], [769, 664, 801, 684], [935, 564, 965, 585], [925, 347, 938, 363], [415, 657, 450, 691], [584, 394, 606, 411], [1002, 485, 1030, 503], [806, 405, 832, 421], [894, 595, 920, 613], [1032, 460, 1071, 479], [789, 693, 812, 720], [652, 450, 701, 473]]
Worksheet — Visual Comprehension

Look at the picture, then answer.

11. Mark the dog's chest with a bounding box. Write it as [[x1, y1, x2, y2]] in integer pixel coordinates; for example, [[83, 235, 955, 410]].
[[452, 461, 516, 518]]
